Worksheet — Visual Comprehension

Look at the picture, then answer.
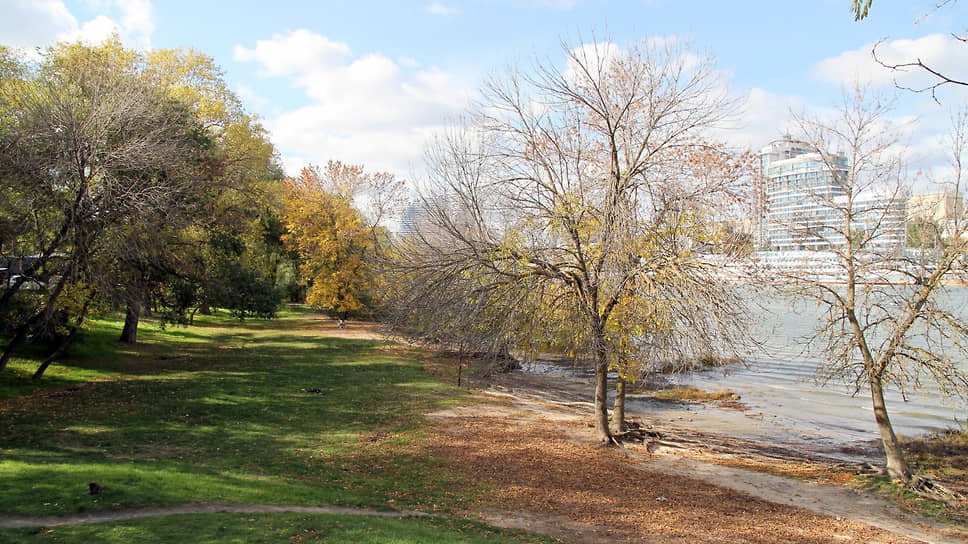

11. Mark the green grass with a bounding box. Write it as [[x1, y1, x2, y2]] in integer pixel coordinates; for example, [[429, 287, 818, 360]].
[[850, 474, 963, 525], [0, 513, 555, 544], [848, 429, 968, 526], [0, 514, 550, 544], [0, 307, 557, 543]]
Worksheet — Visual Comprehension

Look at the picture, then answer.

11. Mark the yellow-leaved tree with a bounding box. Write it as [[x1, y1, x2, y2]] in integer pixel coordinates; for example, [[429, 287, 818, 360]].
[[282, 162, 397, 320]]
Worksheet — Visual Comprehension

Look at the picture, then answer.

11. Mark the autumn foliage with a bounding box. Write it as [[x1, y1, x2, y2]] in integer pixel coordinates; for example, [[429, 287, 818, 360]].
[[281, 162, 386, 316]]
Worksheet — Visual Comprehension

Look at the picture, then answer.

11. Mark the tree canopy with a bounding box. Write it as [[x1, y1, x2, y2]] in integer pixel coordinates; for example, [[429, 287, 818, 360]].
[[383, 39, 755, 443], [282, 161, 399, 319], [0, 38, 285, 375]]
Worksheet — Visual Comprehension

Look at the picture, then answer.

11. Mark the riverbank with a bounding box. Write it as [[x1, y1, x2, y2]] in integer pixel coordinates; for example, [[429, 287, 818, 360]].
[[442, 364, 968, 542], [1, 310, 965, 543]]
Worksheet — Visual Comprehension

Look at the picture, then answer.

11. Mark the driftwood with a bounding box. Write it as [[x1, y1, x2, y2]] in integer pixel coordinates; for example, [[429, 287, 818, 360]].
[[909, 476, 966, 506], [613, 426, 662, 444], [611, 421, 693, 452]]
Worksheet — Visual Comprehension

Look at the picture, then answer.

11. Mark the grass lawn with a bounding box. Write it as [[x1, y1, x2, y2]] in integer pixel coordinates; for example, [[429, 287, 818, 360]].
[[0, 307, 558, 543], [2, 513, 553, 543]]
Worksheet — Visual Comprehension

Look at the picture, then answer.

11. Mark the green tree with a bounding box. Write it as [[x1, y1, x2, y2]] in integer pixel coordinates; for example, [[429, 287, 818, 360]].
[[110, 49, 285, 342], [0, 38, 285, 373], [116, 113, 286, 341], [0, 38, 206, 372]]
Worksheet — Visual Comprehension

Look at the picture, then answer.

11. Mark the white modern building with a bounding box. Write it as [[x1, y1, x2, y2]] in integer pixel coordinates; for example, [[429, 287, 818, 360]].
[[755, 138, 907, 254], [756, 138, 848, 251]]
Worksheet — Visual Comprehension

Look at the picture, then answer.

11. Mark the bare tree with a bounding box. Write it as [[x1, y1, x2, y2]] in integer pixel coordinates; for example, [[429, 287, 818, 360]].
[[385, 39, 753, 443], [852, 0, 967, 102], [773, 86, 968, 483]]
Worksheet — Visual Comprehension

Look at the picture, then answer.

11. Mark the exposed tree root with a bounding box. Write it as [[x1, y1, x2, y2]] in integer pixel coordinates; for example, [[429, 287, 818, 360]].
[[909, 476, 967, 506]]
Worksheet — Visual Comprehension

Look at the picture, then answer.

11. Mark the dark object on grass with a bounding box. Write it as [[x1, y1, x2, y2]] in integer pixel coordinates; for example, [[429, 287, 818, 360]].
[[88, 482, 101, 495], [47, 387, 80, 398], [304, 388, 326, 394]]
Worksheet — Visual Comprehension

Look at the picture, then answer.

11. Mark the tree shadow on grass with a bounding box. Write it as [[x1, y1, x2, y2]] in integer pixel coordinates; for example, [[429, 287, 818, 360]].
[[0, 330, 468, 517]]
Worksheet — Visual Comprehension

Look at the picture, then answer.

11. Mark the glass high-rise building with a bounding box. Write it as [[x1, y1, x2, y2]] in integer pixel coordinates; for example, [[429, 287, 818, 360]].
[[755, 138, 907, 255], [756, 138, 848, 251]]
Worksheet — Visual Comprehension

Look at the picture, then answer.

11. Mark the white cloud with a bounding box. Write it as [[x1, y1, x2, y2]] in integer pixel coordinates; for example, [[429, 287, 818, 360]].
[[426, 2, 459, 16], [0, 0, 154, 50], [726, 87, 802, 150], [0, 0, 78, 48], [812, 34, 968, 95], [564, 41, 620, 86], [116, 0, 154, 49], [233, 29, 351, 77], [234, 82, 272, 112], [398, 56, 420, 68], [235, 29, 473, 177], [61, 14, 118, 45]]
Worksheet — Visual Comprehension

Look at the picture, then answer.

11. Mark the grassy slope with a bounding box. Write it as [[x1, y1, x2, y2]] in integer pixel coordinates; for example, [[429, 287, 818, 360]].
[[0, 308, 556, 543]]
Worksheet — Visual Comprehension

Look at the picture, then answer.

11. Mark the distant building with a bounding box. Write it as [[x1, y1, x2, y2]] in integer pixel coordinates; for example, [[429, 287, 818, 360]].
[[397, 197, 465, 241], [756, 138, 849, 251], [851, 193, 908, 253], [755, 137, 906, 253], [907, 191, 964, 237], [398, 200, 431, 238]]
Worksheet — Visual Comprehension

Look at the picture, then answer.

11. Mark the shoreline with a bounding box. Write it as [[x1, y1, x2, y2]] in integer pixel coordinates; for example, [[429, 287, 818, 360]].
[[446, 366, 967, 544], [491, 364, 890, 466]]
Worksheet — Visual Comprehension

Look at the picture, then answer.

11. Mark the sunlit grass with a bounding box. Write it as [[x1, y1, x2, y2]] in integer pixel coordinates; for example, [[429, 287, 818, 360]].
[[0, 307, 474, 518], [650, 386, 739, 402], [0, 512, 559, 543]]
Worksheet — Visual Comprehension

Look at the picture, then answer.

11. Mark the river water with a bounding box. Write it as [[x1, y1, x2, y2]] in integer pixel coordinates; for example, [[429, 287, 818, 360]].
[[524, 288, 968, 459]]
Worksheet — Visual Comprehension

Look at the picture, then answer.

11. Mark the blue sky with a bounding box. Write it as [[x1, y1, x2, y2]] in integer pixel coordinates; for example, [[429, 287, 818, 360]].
[[2, 0, 967, 187]]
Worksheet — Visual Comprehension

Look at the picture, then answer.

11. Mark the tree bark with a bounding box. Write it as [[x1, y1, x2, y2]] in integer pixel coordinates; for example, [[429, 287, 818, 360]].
[[871, 377, 912, 481], [593, 339, 613, 444], [32, 327, 79, 380], [33, 294, 92, 380], [612, 377, 627, 433], [120, 298, 141, 344], [0, 323, 31, 372]]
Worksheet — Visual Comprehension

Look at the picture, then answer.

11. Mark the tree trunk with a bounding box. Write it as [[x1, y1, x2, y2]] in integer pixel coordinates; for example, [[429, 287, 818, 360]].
[[0, 275, 69, 371], [120, 298, 141, 344], [871, 377, 912, 481], [0, 323, 31, 372], [33, 294, 91, 380], [612, 377, 627, 433], [593, 342, 613, 444], [32, 327, 79, 380]]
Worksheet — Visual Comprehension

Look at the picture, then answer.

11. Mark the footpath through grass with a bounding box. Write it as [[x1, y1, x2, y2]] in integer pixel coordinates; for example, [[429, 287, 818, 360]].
[[0, 307, 557, 543]]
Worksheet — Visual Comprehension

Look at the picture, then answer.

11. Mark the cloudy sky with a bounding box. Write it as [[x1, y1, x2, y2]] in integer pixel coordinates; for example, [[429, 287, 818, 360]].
[[3, 0, 967, 188]]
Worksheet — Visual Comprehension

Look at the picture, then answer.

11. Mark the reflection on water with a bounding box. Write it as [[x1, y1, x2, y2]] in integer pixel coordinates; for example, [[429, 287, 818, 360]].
[[522, 287, 968, 457]]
